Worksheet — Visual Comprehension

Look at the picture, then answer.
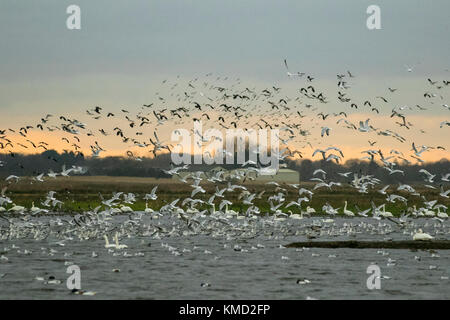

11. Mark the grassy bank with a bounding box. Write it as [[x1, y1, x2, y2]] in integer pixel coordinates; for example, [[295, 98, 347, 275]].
[[2, 176, 449, 215]]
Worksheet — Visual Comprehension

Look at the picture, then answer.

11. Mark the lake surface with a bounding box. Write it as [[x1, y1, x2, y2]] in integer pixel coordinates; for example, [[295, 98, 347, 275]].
[[0, 215, 448, 299]]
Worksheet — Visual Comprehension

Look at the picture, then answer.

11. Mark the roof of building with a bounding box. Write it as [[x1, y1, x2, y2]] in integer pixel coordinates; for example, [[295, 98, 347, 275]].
[[277, 168, 299, 174]]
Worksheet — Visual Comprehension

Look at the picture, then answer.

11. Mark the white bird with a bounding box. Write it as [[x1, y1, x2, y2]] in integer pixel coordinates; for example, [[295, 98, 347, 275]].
[[412, 229, 433, 241], [342, 201, 355, 217], [8, 203, 25, 213], [283, 59, 305, 78], [104, 235, 116, 248], [114, 233, 128, 249], [144, 186, 158, 201], [120, 205, 133, 213], [144, 202, 154, 213]]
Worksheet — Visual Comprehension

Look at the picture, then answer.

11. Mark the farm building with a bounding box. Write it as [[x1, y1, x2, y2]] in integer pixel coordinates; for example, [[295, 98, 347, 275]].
[[172, 166, 300, 184]]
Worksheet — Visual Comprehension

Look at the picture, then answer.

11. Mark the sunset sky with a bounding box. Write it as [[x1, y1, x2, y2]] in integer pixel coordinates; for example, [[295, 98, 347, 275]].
[[0, 0, 449, 163]]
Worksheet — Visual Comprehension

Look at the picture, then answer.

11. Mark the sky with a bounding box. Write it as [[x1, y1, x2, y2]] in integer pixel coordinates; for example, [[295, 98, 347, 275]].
[[0, 0, 449, 162]]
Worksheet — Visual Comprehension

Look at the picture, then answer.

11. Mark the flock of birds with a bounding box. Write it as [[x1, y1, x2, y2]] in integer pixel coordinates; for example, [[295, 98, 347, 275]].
[[0, 61, 449, 296]]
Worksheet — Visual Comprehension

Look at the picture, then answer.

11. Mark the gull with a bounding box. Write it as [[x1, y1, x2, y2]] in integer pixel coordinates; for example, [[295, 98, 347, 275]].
[[386, 194, 407, 204], [163, 164, 188, 176], [298, 188, 313, 198], [325, 146, 344, 158], [327, 153, 341, 163], [320, 127, 331, 137], [439, 186, 450, 198], [34, 173, 45, 182], [283, 59, 305, 78], [144, 186, 158, 201], [314, 181, 341, 190], [214, 186, 227, 198], [354, 205, 371, 217], [313, 169, 327, 179], [191, 185, 206, 197], [5, 175, 19, 183], [412, 143, 430, 157], [47, 170, 58, 178], [285, 197, 309, 209], [358, 119, 371, 132], [419, 169, 436, 183], [60, 165, 74, 177], [338, 172, 352, 178], [384, 167, 404, 175], [440, 121, 450, 128], [312, 149, 327, 160]]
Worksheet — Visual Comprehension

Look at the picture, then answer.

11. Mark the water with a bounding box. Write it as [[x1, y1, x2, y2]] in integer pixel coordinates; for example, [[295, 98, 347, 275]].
[[0, 216, 449, 299]]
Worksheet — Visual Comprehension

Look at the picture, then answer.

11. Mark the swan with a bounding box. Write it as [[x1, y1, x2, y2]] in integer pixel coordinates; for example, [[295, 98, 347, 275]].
[[110, 207, 122, 214], [274, 212, 287, 222], [288, 210, 303, 220], [8, 204, 25, 213], [225, 204, 238, 216], [306, 206, 316, 215], [114, 233, 128, 249], [30, 202, 48, 214], [30, 202, 40, 213], [436, 207, 448, 219], [185, 206, 199, 214], [379, 204, 393, 218], [104, 235, 116, 248], [120, 205, 133, 213], [144, 202, 154, 213], [413, 229, 434, 241], [424, 208, 435, 217], [343, 201, 355, 216]]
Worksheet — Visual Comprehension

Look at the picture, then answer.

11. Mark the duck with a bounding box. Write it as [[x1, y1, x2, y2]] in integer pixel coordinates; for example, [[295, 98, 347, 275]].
[[71, 289, 97, 296], [413, 229, 434, 241]]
